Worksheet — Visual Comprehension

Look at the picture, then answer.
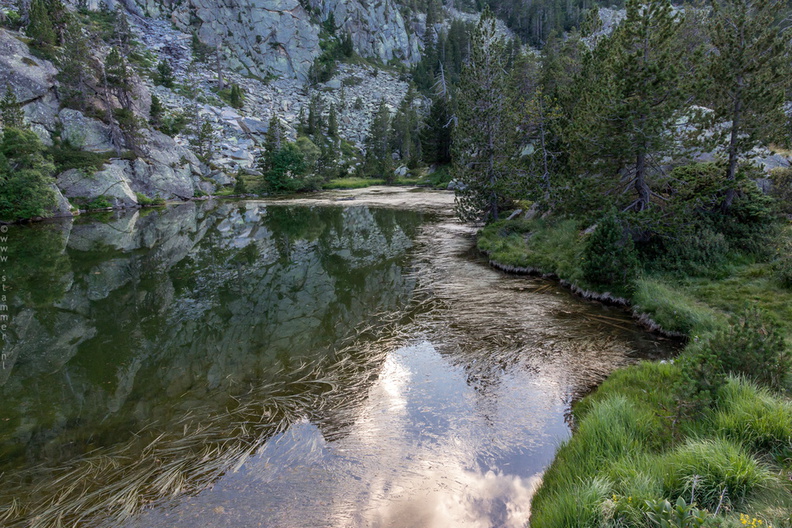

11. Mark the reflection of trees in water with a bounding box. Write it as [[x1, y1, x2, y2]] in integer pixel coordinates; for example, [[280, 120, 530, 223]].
[[0, 326, 408, 528], [4, 223, 71, 307], [0, 202, 426, 528]]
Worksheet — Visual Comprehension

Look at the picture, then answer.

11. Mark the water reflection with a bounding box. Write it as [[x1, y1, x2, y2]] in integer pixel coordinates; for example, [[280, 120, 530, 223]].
[[0, 192, 676, 527], [0, 201, 425, 526]]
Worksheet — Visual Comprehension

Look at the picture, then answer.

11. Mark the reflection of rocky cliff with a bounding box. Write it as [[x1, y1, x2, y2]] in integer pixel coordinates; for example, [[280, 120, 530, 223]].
[[0, 201, 423, 469]]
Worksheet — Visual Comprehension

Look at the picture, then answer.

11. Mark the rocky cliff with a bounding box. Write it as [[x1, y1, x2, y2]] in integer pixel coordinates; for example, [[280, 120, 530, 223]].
[[119, 0, 419, 82], [0, 0, 439, 218], [0, 27, 207, 212]]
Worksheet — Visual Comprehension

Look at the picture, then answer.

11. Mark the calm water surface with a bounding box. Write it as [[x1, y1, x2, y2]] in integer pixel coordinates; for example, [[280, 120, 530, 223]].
[[0, 188, 675, 528]]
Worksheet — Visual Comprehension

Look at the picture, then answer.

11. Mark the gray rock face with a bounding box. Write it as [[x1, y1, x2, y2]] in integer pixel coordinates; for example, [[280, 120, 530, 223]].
[[0, 29, 60, 133], [46, 184, 75, 218], [59, 109, 117, 152], [128, 129, 203, 199], [58, 164, 139, 206], [756, 153, 791, 172], [313, 0, 419, 65], [135, 0, 416, 81], [169, 0, 321, 81], [0, 30, 58, 104]]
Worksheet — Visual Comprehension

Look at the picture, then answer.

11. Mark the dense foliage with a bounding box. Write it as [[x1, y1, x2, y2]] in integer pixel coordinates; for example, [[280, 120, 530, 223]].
[[0, 127, 57, 221]]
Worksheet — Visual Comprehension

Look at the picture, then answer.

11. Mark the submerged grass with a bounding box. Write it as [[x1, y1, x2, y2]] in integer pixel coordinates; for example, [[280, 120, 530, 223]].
[[0, 299, 432, 528]]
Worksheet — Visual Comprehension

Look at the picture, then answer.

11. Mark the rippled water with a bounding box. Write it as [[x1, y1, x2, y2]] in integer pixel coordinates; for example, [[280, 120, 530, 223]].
[[0, 188, 675, 527]]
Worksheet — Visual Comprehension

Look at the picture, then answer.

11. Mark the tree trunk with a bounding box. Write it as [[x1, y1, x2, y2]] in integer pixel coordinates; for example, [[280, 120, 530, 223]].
[[722, 88, 742, 212], [635, 150, 650, 211]]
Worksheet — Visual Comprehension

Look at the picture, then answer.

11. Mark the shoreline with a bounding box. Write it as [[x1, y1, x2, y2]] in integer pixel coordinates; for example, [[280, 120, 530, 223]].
[[484, 254, 688, 340], [480, 220, 792, 527]]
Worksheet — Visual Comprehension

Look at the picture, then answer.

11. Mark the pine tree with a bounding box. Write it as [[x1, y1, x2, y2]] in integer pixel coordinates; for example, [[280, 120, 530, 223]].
[[364, 99, 392, 181], [191, 118, 217, 163], [149, 94, 163, 128], [156, 60, 175, 88], [112, 7, 132, 57], [56, 20, 94, 111], [340, 32, 354, 57], [452, 7, 516, 221], [105, 48, 132, 98], [704, 0, 789, 211], [421, 94, 453, 165], [327, 104, 338, 138], [570, 0, 685, 212], [512, 52, 563, 208], [306, 95, 323, 136], [228, 84, 243, 109], [0, 85, 26, 130], [389, 88, 421, 167], [26, 0, 56, 51], [262, 114, 284, 172]]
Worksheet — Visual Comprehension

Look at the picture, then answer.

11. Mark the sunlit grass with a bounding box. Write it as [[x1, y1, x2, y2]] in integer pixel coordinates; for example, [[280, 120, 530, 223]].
[[322, 177, 422, 189]]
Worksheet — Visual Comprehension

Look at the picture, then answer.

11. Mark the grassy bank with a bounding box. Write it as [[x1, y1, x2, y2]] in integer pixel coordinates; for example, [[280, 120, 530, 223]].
[[478, 219, 792, 527]]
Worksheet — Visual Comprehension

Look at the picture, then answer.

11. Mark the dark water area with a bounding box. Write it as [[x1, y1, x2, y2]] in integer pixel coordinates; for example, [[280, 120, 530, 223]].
[[0, 190, 676, 527]]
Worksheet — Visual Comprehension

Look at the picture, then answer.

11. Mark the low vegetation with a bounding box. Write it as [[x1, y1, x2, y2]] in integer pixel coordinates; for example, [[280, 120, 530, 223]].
[[479, 202, 792, 526]]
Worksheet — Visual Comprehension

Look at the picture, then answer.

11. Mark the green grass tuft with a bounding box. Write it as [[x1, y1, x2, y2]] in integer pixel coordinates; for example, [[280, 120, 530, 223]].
[[661, 437, 776, 510], [715, 377, 792, 461]]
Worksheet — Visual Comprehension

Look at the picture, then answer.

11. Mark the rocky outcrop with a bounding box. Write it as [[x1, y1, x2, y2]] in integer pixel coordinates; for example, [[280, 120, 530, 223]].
[[312, 0, 420, 64], [59, 109, 118, 152], [0, 30, 57, 105], [0, 29, 60, 141], [58, 164, 139, 206], [130, 0, 417, 81], [47, 184, 76, 218], [128, 129, 204, 199], [53, 123, 205, 204], [168, 0, 320, 81], [0, 27, 210, 209]]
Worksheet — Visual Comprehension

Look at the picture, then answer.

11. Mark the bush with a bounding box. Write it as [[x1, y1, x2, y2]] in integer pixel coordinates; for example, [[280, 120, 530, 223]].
[[157, 111, 191, 137], [707, 308, 790, 390], [769, 167, 792, 215], [715, 377, 792, 461], [773, 232, 792, 288], [233, 173, 248, 194], [582, 211, 639, 289], [661, 437, 774, 510], [50, 140, 112, 173], [1, 10, 23, 30], [262, 142, 307, 193], [660, 162, 777, 262], [644, 496, 714, 528], [711, 175, 778, 258], [675, 338, 727, 416], [0, 127, 57, 221], [154, 60, 174, 88], [134, 192, 165, 206], [342, 75, 363, 87], [85, 196, 112, 209], [217, 83, 244, 109], [658, 227, 731, 278]]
